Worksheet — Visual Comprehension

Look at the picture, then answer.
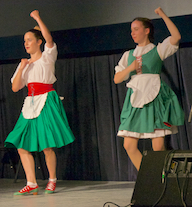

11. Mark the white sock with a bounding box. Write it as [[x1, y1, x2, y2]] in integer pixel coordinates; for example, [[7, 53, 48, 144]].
[[27, 181, 38, 188], [49, 178, 57, 183]]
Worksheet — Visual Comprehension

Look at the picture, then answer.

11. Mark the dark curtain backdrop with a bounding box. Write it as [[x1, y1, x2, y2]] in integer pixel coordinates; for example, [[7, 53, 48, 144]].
[[0, 46, 192, 181]]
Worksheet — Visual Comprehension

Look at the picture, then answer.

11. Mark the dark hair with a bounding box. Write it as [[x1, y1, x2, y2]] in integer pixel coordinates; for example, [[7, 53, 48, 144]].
[[132, 17, 154, 43], [27, 29, 44, 42]]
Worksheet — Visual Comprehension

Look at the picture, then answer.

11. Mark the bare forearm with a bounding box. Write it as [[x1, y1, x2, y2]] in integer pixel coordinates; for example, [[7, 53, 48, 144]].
[[12, 59, 28, 92], [36, 17, 53, 46], [12, 69, 23, 92], [162, 14, 181, 43], [30, 10, 53, 48], [155, 7, 181, 45], [114, 65, 133, 84]]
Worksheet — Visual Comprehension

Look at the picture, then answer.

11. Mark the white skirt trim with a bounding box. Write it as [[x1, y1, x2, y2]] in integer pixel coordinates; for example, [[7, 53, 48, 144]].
[[117, 126, 178, 139]]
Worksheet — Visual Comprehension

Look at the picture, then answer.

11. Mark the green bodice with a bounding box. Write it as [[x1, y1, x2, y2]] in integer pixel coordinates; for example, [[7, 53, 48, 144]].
[[128, 47, 163, 77]]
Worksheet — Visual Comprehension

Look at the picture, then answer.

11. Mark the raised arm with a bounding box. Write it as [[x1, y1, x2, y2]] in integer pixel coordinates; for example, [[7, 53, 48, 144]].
[[155, 7, 181, 45], [30, 10, 53, 48]]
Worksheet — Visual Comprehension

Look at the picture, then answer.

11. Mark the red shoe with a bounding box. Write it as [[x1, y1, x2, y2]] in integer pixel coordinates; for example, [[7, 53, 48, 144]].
[[45, 181, 56, 194], [14, 185, 39, 195]]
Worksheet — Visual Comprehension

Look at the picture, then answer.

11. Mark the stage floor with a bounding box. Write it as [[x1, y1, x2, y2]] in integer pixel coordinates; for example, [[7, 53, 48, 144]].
[[0, 179, 134, 207]]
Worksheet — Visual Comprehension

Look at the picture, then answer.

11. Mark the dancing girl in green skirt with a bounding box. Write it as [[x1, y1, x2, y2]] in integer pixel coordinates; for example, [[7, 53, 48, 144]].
[[114, 7, 184, 171], [5, 10, 75, 195]]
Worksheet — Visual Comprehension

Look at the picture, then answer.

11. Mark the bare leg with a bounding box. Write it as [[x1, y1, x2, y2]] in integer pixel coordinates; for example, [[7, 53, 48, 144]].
[[43, 148, 57, 179], [123, 137, 142, 171], [152, 137, 165, 151], [18, 148, 37, 183]]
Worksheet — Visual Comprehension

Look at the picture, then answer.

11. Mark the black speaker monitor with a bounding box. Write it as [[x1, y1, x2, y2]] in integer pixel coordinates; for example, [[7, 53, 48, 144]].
[[131, 150, 192, 207]]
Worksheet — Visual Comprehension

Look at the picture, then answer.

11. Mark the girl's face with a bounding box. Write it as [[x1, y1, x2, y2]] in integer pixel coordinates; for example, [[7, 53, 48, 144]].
[[131, 20, 150, 45], [24, 32, 42, 54]]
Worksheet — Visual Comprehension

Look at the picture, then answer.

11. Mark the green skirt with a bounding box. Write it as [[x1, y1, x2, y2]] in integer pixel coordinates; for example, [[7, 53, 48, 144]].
[[119, 80, 185, 133], [4, 91, 75, 152]]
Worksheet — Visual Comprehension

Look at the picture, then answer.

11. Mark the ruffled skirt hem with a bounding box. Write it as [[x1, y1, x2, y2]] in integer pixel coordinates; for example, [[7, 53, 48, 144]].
[[117, 126, 178, 139]]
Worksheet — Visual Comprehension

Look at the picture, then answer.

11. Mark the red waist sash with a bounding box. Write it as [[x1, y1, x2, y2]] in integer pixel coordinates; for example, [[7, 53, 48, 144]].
[[28, 82, 55, 96]]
